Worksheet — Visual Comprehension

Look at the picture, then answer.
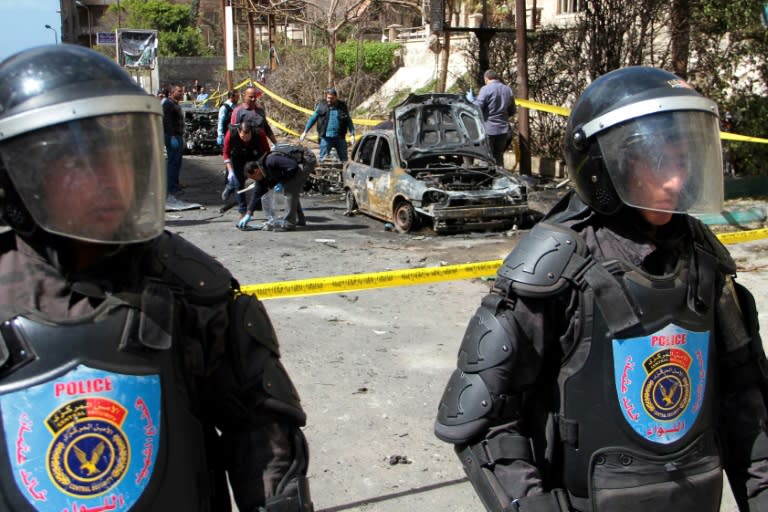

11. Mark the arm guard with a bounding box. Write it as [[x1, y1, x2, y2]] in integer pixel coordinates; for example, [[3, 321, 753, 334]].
[[264, 429, 314, 512], [457, 434, 570, 512], [226, 293, 306, 426]]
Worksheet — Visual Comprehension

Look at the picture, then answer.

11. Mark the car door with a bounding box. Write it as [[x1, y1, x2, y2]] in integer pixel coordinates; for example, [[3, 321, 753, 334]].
[[346, 134, 377, 212], [364, 135, 396, 220]]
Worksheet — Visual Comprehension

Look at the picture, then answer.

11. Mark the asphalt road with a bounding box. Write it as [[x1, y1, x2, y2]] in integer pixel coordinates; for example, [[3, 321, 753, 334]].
[[170, 154, 767, 511]]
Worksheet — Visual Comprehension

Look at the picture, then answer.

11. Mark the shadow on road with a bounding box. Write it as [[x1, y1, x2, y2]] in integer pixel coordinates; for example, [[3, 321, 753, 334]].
[[316, 477, 469, 512]]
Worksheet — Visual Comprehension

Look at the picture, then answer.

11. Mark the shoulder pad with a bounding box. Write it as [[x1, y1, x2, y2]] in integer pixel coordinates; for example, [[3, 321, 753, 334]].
[[147, 232, 233, 302], [457, 295, 516, 372], [234, 294, 280, 356], [687, 216, 736, 274], [496, 222, 588, 298]]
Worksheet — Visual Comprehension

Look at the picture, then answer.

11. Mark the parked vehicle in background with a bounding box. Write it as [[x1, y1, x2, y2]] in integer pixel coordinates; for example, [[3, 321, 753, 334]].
[[182, 104, 219, 155], [342, 93, 528, 233]]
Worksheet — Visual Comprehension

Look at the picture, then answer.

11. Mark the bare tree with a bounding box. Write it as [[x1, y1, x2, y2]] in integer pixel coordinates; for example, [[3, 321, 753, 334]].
[[250, 0, 421, 87], [581, 0, 668, 78], [434, 1, 461, 92]]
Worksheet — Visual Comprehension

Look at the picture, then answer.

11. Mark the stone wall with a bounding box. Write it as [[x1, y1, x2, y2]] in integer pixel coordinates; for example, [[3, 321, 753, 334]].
[[158, 56, 226, 90]]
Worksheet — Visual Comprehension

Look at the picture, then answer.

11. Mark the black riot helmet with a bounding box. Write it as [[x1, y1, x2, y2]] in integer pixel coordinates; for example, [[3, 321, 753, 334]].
[[564, 67, 723, 216], [0, 45, 165, 244]]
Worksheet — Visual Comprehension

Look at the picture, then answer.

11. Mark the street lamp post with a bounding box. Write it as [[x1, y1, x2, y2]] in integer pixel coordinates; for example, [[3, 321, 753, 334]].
[[75, 1, 93, 48], [44, 24, 58, 44]]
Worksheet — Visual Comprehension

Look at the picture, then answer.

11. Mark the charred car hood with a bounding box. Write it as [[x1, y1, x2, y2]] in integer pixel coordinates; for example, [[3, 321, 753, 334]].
[[394, 93, 494, 164]]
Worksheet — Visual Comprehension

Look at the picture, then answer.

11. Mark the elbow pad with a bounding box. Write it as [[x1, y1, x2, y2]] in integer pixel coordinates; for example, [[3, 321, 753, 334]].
[[435, 295, 519, 444]]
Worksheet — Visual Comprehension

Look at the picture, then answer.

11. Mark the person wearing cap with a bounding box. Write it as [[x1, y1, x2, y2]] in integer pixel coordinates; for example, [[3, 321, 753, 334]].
[[435, 66, 768, 511], [0, 45, 314, 512], [300, 87, 355, 162]]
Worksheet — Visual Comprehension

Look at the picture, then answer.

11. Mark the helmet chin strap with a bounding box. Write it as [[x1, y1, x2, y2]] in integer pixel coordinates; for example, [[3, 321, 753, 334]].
[[0, 173, 37, 238]]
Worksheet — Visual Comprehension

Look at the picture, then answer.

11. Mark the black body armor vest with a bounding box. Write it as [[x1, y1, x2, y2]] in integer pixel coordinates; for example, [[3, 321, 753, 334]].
[[558, 244, 722, 505], [0, 300, 211, 511]]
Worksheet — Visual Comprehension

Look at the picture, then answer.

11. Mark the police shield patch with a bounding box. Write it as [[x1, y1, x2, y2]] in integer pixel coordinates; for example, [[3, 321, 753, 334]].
[[613, 324, 709, 444], [0, 365, 161, 511]]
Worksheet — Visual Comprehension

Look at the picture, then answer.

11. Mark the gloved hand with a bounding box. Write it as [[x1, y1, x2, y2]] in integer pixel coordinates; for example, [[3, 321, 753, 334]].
[[350, 134, 356, 145], [237, 214, 252, 229], [170, 136, 181, 150], [299, 132, 306, 142], [216, 134, 224, 145], [274, 183, 284, 193]]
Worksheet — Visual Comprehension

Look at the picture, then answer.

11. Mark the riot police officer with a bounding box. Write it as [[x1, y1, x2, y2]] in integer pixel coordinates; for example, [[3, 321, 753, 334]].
[[435, 66, 768, 511], [0, 45, 313, 511]]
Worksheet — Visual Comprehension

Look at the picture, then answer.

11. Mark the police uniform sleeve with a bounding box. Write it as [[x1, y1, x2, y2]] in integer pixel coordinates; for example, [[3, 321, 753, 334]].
[[148, 233, 312, 512], [435, 223, 585, 511], [716, 275, 768, 511], [216, 293, 312, 512]]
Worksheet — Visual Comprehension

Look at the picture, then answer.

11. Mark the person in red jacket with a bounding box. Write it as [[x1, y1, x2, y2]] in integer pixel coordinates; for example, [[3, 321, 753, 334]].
[[221, 86, 277, 218]]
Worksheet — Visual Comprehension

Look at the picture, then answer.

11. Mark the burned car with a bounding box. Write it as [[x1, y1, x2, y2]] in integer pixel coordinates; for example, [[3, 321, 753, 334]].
[[182, 105, 219, 155], [342, 93, 528, 233]]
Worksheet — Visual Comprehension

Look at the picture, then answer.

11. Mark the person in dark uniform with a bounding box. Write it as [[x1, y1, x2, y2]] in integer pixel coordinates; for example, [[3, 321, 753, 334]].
[[163, 83, 185, 198], [434, 66, 768, 511], [0, 45, 313, 512], [242, 145, 316, 231]]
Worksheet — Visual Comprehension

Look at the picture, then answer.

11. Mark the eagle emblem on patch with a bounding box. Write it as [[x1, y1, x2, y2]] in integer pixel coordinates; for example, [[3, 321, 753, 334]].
[[613, 324, 709, 444], [46, 398, 130, 497]]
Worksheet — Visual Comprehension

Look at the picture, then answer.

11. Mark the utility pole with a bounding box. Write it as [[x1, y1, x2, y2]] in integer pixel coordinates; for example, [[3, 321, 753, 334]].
[[222, 0, 233, 89], [515, 0, 531, 175]]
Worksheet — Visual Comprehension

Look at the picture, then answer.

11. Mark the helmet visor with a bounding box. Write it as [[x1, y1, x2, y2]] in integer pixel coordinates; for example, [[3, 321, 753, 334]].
[[597, 111, 723, 214], [0, 114, 166, 244]]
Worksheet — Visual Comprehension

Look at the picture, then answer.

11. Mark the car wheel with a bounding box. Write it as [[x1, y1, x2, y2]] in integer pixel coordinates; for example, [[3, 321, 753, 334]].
[[345, 189, 358, 213], [393, 201, 418, 233]]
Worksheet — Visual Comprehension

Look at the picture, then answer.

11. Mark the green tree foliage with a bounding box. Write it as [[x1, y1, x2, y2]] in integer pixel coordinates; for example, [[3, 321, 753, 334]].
[[689, 0, 768, 175], [111, 0, 209, 57], [333, 42, 401, 79], [462, 0, 767, 173]]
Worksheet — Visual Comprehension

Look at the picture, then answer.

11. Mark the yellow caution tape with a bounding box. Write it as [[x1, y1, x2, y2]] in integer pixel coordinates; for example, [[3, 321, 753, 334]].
[[240, 228, 767, 300], [212, 77, 768, 146], [720, 131, 768, 144], [241, 260, 504, 299], [715, 227, 768, 245], [515, 98, 571, 117]]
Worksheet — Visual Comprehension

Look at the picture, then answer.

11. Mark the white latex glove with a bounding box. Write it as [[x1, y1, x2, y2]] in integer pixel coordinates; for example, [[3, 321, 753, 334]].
[[350, 134, 356, 145], [299, 132, 306, 142]]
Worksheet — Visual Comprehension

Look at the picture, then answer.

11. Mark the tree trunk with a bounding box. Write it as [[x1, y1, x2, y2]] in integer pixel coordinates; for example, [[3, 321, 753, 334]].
[[670, 0, 691, 79], [437, 32, 451, 92], [327, 30, 337, 87]]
